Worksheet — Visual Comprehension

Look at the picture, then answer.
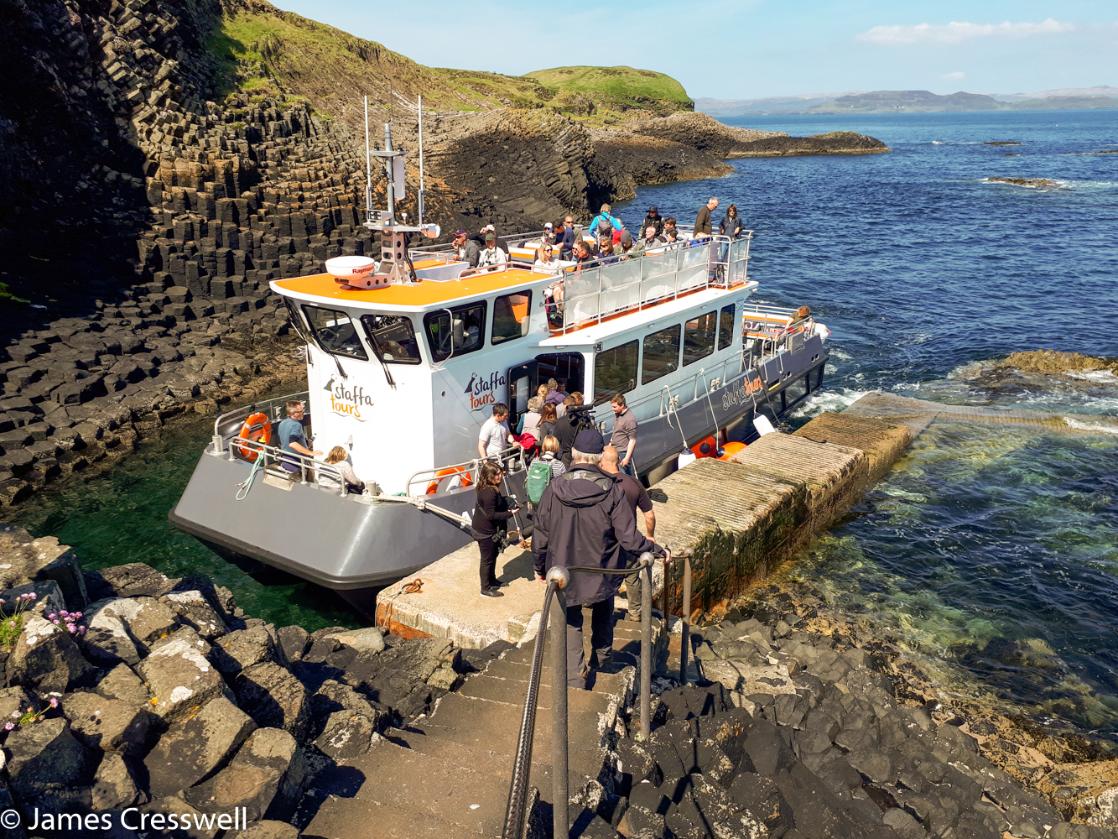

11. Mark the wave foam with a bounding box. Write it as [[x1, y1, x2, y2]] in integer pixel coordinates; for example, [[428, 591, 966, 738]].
[[1064, 417, 1118, 436]]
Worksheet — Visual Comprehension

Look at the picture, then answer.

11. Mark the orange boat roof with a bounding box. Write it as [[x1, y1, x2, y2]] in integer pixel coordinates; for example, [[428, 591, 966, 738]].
[[271, 267, 549, 311]]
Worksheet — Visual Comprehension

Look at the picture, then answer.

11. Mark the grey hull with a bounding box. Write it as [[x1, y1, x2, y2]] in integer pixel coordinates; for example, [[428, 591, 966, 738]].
[[171, 339, 825, 593]]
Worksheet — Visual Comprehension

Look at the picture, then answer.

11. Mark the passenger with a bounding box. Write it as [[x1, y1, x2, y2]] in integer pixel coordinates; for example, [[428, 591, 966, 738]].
[[533, 245, 559, 272], [541, 222, 558, 245], [573, 240, 595, 269], [694, 197, 719, 239], [477, 402, 515, 460], [537, 383, 550, 402], [600, 445, 656, 620], [597, 236, 619, 265], [555, 392, 583, 467], [662, 216, 681, 243], [277, 400, 321, 475], [539, 434, 567, 478], [720, 203, 743, 239], [641, 206, 663, 236], [518, 395, 544, 438], [558, 214, 577, 259], [546, 379, 568, 409], [617, 230, 636, 259], [587, 203, 623, 240], [538, 401, 559, 444], [452, 229, 480, 268], [476, 232, 508, 269], [531, 428, 664, 687], [471, 460, 520, 598], [544, 281, 565, 328], [318, 446, 365, 494], [609, 392, 638, 477], [640, 224, 664, 251]]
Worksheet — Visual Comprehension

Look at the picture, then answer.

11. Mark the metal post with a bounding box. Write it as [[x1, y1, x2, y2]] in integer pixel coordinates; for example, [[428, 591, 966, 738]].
[[638, 552, 653, 742], [363, 96, 372, 220], [547, 568, 570, 839], [416, 94, 425, 225], [680, 555, 691, 685]]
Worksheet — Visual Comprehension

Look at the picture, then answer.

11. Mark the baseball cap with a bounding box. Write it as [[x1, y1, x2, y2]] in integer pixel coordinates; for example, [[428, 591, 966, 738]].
[[482, 224, 495, 233], [485, 232, 497, 242], [453, 229, 466, 237], [544, 222, 553, 229], [573, 428, 605, 455], [648, 206, 658, 213]]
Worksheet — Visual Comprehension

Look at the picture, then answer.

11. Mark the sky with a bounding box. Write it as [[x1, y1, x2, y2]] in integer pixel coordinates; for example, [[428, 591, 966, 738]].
[[270, 1, 1118, 100]]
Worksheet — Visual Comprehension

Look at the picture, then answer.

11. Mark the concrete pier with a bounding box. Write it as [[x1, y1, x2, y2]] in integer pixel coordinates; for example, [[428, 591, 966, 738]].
[[376, 399, 915, 647]]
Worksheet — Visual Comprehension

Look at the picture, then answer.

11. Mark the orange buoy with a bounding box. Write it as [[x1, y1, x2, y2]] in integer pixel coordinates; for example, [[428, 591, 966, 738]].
[[690, 435, 719, 459], [717, 441, 747, 461], [427, 466, 475, 495], [236, 412, 272, 461]]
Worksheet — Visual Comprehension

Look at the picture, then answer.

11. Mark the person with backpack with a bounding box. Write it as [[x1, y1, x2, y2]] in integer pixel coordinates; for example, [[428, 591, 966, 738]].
[[526, 434, 565, 509], [532, 428, 665, 688], [471, 460, 520, 598]]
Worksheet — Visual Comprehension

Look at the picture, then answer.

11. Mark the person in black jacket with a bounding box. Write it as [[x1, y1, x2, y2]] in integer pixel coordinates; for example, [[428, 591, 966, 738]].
[[472, 461, 520, 598], [533, 428, 664, 688]]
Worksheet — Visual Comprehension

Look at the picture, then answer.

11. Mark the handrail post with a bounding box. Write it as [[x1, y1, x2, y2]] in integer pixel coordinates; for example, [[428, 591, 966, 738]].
[[548, 568, 570, 839], [638, 552, 653, 742], [679, 555, 691, 685]]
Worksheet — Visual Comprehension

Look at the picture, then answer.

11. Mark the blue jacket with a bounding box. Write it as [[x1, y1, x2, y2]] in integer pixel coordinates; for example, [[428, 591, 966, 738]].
[[587, 213, 622, 238]]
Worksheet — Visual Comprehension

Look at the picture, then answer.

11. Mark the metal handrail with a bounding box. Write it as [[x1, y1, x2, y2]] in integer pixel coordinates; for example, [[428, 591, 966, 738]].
[[502, 553, 656, 839], [403, 443, 524, 497], [226, 437, 352, 496], [212, 390, 311, 447]]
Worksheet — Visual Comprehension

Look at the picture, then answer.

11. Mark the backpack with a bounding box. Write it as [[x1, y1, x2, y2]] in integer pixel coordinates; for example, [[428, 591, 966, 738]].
[[526, 457, 554, 504]]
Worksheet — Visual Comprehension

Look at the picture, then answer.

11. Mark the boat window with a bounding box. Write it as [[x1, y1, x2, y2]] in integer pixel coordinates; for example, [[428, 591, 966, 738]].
[[717, 303, 737, 351], [360, 314, 421, 365], [683, 312, 717, 366], [641, 324, 682, 385], [302, 306, 368, 360], [491, 290, 532, 345], [593, 341, 638, 405], [423, 301, 487, 362]]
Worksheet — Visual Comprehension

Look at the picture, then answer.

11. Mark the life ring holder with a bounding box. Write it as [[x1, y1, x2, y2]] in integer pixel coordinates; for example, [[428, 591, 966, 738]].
[[426, 465, 474, 495], [236, 411, 272, 462]]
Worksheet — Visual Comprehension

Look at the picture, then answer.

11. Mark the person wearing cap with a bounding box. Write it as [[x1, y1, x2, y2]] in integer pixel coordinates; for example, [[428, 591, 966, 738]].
[[452, 229, 481, 268], [617, 229, 636, 260], [641, 206, 663, 236], [532, 427, 664, 688], [541, 221, 558, 246], [476, 232, 508, 269]]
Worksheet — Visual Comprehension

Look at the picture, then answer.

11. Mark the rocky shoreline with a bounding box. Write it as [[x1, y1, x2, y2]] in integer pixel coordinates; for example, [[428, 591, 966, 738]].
[[0, 525, 474, 838]]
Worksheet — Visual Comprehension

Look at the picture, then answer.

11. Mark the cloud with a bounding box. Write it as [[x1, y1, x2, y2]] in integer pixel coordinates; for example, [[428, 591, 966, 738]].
[[858, 19, 1076, 46], [942, 71, 966, 81]]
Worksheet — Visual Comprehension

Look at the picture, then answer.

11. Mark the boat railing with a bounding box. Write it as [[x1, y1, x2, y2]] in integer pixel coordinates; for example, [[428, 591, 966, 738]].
[[404, 444, 525, 499], [742, 303, 818, 357], [224, 437, 354, 497], [550, 232, 753, 334], [211, 390, 312, 453]]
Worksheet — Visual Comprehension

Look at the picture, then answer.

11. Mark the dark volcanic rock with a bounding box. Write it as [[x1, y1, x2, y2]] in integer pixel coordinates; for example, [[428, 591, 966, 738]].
[[186, 727, 305, 822], [5, 613, 95, 692], [234, 661, 311, 739], [144, 695, 255, 798]]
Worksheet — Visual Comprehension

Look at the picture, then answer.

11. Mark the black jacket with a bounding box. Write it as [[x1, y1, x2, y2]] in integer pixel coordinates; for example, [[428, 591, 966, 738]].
[[555, 414, 578, 467], [532, 465, 660, 606], [471, 484, 513, 537]]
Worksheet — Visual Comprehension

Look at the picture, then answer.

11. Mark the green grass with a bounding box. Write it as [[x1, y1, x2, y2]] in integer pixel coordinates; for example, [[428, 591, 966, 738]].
[[526, 66, 693, 113]]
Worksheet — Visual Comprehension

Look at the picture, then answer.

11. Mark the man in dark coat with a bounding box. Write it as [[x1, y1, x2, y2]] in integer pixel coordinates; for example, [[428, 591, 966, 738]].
[[533, 428, 664, 688]]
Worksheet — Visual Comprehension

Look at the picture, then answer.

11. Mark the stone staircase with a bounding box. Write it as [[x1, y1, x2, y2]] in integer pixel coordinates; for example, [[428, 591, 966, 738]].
[[304, 615, 663, 838]]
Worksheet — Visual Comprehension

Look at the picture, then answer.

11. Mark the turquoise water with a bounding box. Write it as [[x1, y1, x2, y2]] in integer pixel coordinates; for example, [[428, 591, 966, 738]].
[[6, 110, 1118, 731]]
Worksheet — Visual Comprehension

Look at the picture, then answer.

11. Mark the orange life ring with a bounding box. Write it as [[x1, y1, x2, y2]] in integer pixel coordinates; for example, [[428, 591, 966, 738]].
[[427, 466, 474, 495], [236, 412, 272, 461], [690, 435, 719, 459], [717, 441, 747, 461]]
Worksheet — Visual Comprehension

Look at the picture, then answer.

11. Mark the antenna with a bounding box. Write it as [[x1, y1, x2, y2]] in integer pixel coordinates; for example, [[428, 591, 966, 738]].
[[363, 96, 373, 221], [417, 94, 425, 225]]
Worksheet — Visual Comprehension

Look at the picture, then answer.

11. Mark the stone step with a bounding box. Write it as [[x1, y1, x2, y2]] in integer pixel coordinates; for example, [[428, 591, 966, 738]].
[[306, 740, 508, 837], [430, 688, 616, 726], [477, 658, 631, 697]]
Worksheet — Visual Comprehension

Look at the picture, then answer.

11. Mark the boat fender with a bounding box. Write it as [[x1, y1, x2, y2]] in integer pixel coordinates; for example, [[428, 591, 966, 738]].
[[677, 450, 697, 470], [236, 412, 272, 461], [690, 435, 719, 459], [427, 466, 474, 495], [717, 441, 747, 461]]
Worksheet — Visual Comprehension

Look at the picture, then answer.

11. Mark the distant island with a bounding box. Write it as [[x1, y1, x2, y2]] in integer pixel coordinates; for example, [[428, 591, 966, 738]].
[[698, 87, 1118, 116]]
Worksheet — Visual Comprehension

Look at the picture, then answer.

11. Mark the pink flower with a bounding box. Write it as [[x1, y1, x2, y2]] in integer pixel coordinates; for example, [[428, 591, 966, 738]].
[[78, 626, 87, 635], [4, 722, 14, 731], [72, 612, 83, 620], [47, 612, 57, 620], [59, 610, 68, 618], [29, 592, 37, 600]]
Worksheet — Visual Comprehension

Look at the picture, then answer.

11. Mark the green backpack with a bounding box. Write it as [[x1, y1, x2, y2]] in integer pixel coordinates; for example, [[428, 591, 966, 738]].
[[526, 458, 554, 504]]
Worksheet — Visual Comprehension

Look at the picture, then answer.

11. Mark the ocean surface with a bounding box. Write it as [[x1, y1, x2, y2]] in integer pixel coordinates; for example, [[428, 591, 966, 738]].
[[9, 110, 1118, 735]]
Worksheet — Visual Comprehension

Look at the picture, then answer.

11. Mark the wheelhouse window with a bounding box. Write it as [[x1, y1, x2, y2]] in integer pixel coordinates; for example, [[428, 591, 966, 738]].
[[361, 314, 421, 364], [423, 301, 487, 362], [302, 306, 368, 360], [641, 325, 681, 385], [491, 290, 532, 345], [717, 303, 737, 351], [593, 341, 638, 405], [683, 312, 717, 366]]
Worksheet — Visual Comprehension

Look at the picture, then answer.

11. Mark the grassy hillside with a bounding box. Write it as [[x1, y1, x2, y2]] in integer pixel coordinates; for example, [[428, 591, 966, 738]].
[[206, 5, 692, 122], [527, 66, 694, 115]]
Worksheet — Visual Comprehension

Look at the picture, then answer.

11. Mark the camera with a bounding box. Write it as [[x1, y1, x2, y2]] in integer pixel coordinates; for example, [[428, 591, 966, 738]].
[[566, 404, 597, 433]]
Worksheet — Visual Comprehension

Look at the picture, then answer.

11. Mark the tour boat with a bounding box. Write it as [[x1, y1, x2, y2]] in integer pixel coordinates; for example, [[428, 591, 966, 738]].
[[170, 113, 829, 611]]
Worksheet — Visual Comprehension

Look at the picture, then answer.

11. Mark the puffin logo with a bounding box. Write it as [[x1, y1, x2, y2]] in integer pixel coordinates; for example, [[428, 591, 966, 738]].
[[326, 378, 373, 421], [464, 370, 507, 411]]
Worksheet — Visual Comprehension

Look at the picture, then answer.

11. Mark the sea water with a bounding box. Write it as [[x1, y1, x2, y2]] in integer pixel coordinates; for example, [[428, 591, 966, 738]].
[[9, 110, 1118, 730]]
